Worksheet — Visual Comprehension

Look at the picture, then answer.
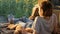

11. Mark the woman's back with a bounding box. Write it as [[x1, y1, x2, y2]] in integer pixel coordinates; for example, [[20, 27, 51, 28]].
[[32, 14, 57, 34]]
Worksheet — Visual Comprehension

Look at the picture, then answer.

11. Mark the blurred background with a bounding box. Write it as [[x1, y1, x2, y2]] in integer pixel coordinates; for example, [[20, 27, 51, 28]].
[[0, 0, 38, 22], [0, 0, 38, 18], [0, 0, 60, 26]]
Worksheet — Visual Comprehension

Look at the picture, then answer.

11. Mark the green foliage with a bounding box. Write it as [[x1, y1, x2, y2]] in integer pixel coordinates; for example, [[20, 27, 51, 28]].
[[0, 0, 38, 18]]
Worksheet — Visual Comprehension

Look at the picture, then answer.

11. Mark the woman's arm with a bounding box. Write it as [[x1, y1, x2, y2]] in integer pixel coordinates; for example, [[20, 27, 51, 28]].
[[29, 5, 39, 20]]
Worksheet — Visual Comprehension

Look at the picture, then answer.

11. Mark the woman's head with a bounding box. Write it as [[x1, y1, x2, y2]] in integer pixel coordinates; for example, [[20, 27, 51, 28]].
[[39, 1, 53, 17]]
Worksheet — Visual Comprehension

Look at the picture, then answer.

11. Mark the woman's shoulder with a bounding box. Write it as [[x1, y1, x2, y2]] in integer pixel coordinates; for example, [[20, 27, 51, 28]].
[[50, 13, 57, 21], [51, 13, 57, 18], [52, 13, 57, 17]]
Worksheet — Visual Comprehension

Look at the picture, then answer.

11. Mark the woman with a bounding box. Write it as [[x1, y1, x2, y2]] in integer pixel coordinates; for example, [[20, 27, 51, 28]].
[[32, 1, 58, 34]]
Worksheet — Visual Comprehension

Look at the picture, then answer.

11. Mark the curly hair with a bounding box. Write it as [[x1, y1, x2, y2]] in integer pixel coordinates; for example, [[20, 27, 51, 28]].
[[41, 1, 53, 17]]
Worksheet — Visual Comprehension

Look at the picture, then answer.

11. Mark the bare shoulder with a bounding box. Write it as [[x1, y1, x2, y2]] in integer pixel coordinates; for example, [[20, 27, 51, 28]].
[[51, 13, 57, 19]]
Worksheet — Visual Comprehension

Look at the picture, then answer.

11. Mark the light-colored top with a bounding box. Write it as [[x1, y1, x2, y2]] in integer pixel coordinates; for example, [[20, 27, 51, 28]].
[[32, 14, 58, 34]]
